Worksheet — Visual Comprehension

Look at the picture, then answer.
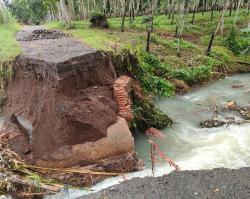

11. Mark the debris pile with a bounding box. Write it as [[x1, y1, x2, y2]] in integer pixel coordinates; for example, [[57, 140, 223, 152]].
[[145, 127, 166, 138], [17, 29, 68, 41], [200, 100, 250, 128], [200, 119, 225, 128], [232, 84, 244, 89], [0, 144, 62, 198]]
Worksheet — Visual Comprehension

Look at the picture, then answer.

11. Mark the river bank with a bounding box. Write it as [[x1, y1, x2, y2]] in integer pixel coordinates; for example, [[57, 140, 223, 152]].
[[80, 167, 250, 199], [42, 73, 250, 199]]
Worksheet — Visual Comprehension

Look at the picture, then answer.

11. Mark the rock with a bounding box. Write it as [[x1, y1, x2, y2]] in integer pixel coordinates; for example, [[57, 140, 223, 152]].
[[0, 114, 31, 159], [90, 14, 109, 28], [145, 127, 166, 138], [245, 111, 250, 119], [194, 192, 199, 196], [225, 101, 237, 110], [200, 119, 225, 128], [170, 79, 191, 94], [232, 84, 244, 89]]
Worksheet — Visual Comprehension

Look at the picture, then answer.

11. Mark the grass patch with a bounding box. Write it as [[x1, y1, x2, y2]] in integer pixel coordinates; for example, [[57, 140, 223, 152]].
[[0, 20, 21, 91], [46, 9, 249, 96], [0, 22, 21, 62]]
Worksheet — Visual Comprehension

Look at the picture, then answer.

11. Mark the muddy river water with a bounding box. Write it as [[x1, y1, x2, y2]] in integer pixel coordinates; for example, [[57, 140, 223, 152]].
[[43, 74, 250, 198]]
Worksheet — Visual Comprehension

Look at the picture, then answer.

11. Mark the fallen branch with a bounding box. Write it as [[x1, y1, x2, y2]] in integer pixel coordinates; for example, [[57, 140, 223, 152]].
[[3, 147, 124, 178], [235, 61, 250, 65], [24, 165, 123, 177]]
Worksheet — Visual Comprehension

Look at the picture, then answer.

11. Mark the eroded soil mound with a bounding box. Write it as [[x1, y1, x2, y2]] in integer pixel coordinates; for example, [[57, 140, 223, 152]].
[[3, 27, 142, 187]]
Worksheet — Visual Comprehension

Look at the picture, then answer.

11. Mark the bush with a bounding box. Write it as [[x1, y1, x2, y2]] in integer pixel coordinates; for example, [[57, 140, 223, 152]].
[[141, 15, 151, 24], [136, 49, 175, 97], [171, 65, 213, 84], [141, 75, 175, 97], [237, 37, 250, 56], [114, 49, 175, 97], [225, 27, 240, 54], [89, 11, 109, 28], [132, 95, 173, 131], [193, 55, 220, 67], [210, 46, 232, 63], [225, 27, 250, 55]]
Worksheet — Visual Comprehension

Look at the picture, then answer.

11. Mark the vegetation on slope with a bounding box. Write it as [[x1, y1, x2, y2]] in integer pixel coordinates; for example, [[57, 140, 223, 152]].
[[45, 7, 249, 130], [3, 0, 250, 130], [46, 9, 249, 96], [0, 22, 21, 63], [0, 7, 21, 106]]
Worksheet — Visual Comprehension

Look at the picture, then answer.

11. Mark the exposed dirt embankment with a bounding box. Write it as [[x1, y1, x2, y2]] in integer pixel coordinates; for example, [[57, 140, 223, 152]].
[[81, 167, 250, 199], [2, 28, 142, 186]]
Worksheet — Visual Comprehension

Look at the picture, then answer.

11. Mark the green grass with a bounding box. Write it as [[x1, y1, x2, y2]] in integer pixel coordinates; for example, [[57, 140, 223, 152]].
[[0, 21, 21, 62], [47, 21, 145, 51], [46, 9, 249, 96], [0, 20, 21, 91]]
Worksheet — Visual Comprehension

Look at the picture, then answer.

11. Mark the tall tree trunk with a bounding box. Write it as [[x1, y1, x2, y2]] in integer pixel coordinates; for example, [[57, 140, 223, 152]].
[[176, 0, 185, 57], [169, 0, 175, 20], [146, 28, 151, 52], [233, 0, 237, 11], [58, 0, 72, 27], [207, 0, 228, 55], [171, 2, 176, 25], [207, 31, 215, 56], [150, 0, 157, 33], [57, 2, 63, 22], [135, 0, 140, 16], [234, 0, 242, 26], [103, 0, 107, 15], [191, 5, 197, 24], [174, 25, 179, 37], [211, 0, 217, 21], [229, 0, 233, 16], [0, 2, 7, 23], [121, 0, 127, 32], [248, 0, 250, 15], [202, 0, 205, 15]]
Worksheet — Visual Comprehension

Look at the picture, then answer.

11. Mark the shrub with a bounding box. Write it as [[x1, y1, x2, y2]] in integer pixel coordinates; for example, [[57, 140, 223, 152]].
[[225, 27, 250, 55], [132, 95, 173, 131], [171, 65, 213, 84], [141, 15, 151, 24], [193, 55, 220, 67], [210, 46, 232, 63], [89, 11, 109, 28], [136, 49, 175, 97], [225, 27, 241, 54], [141, 74, 175, 97]]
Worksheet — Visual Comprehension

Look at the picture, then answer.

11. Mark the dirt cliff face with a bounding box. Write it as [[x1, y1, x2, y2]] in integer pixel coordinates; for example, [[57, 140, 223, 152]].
[[3, 28, 139, 171]]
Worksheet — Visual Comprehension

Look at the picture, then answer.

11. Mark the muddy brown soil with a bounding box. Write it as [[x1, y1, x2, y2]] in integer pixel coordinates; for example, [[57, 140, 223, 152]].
[[2, 27, 141, 186], [81, 167, 250, 199]]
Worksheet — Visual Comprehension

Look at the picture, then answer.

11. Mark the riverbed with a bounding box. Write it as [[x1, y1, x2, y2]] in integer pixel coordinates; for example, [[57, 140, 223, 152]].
[[46, 74, 250, 199]]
